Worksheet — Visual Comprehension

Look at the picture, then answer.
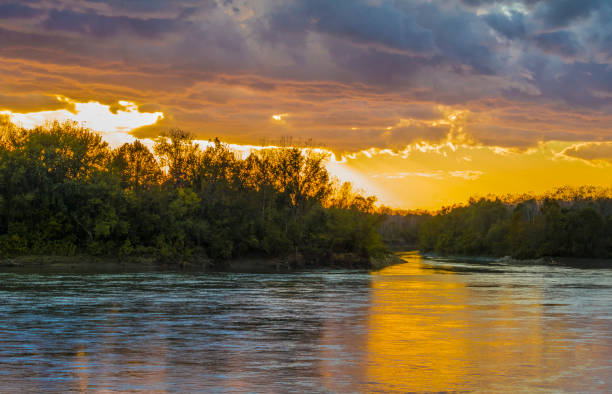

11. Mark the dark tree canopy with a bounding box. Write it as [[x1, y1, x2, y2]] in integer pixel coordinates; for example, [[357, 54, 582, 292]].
[[417, 189, 612, 260], [111, 140, 162, 190], [0, 121, 386, 263]]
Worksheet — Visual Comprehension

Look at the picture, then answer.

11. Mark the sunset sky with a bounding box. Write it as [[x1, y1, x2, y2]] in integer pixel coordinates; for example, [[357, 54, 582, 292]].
[[1, 0, 611, 209]]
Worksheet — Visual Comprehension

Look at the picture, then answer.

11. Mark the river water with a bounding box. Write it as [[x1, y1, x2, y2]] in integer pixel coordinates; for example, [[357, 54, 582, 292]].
[[1, 252, 611, 392]]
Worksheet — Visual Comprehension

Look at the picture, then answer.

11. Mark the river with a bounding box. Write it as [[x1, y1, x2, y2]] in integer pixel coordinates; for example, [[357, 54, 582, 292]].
[[1, 252, 611, 392]]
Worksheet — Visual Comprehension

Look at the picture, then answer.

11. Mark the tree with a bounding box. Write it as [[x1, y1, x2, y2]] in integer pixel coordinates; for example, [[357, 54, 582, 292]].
[[111, 140, 161, 190], [154, 128, 201, 187]]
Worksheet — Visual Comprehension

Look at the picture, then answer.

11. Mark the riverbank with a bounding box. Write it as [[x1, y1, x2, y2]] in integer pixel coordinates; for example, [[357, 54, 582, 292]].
[[0, 252, 406, 273], [422, 252, 612, 268]]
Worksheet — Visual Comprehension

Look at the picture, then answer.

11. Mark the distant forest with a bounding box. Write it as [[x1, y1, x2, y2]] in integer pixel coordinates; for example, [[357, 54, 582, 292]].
[[0, 120, 387, 264], [418, 188, 612, 260]]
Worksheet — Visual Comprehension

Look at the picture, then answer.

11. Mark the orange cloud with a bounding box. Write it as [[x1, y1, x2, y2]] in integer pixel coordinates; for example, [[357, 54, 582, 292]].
[[561, 142, 612, 164]]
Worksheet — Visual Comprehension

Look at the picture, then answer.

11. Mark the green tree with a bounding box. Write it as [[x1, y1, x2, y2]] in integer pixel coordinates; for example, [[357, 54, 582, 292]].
[[111, 140, 162, 190]]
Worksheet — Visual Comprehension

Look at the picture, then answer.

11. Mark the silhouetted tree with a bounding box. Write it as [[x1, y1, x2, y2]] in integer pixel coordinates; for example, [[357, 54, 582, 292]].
[[111, 140, 161, 190]]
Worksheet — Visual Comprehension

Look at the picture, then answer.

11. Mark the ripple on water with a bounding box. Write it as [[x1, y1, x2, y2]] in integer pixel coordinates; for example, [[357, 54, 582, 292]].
[[0, 257, 611, 392]]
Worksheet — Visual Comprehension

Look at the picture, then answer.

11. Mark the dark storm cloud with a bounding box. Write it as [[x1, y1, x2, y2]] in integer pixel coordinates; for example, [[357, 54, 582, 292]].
[[483, 11, 526, 39], [532, 30, 579, 58], [414, 2, 499, 75], [42, 9, 178, 38], [84, 0, 216, 13], [0, 0, 611, 150], [0, 2, 42, 19], [264, 0, 434, 55], [533, 0, 604, 28], [263, 0, 502, 75]]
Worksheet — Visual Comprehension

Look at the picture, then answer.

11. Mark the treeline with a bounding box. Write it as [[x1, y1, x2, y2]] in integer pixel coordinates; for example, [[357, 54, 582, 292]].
[[418, 187, 612, 259], [377, 207, 430, 249], [0, 120, 386, 264]]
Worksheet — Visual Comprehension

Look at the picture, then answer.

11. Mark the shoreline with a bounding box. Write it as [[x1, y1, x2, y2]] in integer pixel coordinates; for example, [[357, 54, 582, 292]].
[[0, 252, 406, 273], [422, 252, 612, 268], [2, 252, 609, 273]]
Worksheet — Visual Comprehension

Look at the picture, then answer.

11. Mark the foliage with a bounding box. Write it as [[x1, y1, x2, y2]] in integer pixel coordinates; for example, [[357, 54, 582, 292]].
[[418, 190, 612, 259], [0, 121, 385, 263]]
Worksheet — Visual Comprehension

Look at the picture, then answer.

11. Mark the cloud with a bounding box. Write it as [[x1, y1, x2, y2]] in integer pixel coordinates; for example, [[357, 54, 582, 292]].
[[373, 170, 483, 181], [0, 93, 75, 113], [449, 170, 484, 180], [561, 142, 612, 163], [0, 0, 611, 152], [263, 0, 435, 55], [533, 0, 604, 29], [532, 31, 580, 58], [0, 3, 42, 19], [42, 9, 179, 38], [483, 11, 526, 39]]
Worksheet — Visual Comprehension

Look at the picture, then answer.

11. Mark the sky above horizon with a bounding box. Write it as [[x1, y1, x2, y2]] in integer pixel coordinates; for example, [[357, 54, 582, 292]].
[[1, 0, 611, 209]]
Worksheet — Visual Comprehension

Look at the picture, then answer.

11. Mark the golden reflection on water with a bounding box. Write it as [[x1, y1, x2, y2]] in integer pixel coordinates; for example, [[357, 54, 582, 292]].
[[364, 252, 588, 392], [41, 259, 610, 392], [367, 252, 473, 391]]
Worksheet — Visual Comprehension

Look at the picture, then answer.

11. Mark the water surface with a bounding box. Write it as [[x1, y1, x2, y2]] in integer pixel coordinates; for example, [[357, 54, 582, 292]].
[[1, 253, 611, 392]]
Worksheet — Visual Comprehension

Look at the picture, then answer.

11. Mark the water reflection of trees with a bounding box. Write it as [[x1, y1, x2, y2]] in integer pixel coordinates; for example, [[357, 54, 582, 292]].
[[60, 274, 370, 391]]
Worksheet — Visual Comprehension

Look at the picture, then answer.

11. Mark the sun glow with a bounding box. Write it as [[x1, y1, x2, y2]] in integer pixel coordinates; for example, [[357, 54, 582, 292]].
[[1, 96, 163, 147], [271, 113, 288, 121], [334, 140, 612, 210]]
